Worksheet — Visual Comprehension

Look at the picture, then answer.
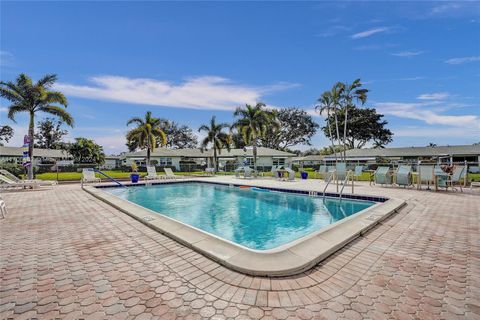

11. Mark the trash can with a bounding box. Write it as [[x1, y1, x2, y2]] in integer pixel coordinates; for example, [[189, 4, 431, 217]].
[[301, 171, 308, 180]]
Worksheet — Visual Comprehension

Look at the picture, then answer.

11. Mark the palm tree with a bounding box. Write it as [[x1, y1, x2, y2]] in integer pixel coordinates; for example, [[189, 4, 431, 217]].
[[0, 73, 74, 179], [198, 116, 231, 172], [330, 83, 344, 161], [316, 91, 338, 164], [232, 103, 278, 172], [126, 111, 167, 166], [339, 79, 368, 160]]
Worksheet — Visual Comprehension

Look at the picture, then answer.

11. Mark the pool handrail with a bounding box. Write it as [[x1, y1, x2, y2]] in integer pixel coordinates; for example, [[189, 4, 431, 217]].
[[93, 169, 127, 188]]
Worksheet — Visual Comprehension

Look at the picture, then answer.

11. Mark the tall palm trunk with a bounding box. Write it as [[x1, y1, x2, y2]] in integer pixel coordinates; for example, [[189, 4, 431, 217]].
[[333, 107, 341, 162], [327, 108, 337, 164], [253, 137, 258, 172], [146, 145, 151, 166], [343, 106, 348, 161], [28, 112, 35, 179], [213, 147, 218, 172]]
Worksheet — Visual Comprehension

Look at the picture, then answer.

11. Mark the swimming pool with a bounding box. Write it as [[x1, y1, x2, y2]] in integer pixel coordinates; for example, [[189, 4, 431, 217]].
[[105, 182, 375, 250]]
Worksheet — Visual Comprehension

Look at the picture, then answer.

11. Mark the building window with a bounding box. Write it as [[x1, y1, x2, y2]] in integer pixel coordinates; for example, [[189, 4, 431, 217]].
[[244, 157, 254, 166], [273, 158, 285, 166], [159, 157, 172, 165]]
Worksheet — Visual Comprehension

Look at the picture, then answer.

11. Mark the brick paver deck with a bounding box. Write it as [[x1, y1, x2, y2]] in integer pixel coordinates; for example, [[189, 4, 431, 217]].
[[1, 179, 479, 319]]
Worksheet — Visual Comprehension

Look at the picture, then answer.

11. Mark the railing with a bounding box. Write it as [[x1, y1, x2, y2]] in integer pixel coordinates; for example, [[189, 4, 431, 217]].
[[339, 171, 354, 201], [93, 169, 127, 188], [322, 173, 334, 203]]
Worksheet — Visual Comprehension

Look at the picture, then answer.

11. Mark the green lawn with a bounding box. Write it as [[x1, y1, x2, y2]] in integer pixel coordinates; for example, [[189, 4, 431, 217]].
[[34, 171, 205, 181], [33, 170, 480, 182]]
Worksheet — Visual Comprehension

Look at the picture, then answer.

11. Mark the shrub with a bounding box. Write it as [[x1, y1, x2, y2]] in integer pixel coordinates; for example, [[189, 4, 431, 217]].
[[0, 163, 26, 177]]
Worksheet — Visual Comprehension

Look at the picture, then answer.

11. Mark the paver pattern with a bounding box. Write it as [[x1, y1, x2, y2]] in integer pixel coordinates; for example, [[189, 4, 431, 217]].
[[1, 178, 479, 320]]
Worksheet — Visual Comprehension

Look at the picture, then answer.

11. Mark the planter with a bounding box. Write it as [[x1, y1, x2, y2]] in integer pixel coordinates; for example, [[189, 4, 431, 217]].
[[301, 171, 308, 180], [130, 173, 140, 183]]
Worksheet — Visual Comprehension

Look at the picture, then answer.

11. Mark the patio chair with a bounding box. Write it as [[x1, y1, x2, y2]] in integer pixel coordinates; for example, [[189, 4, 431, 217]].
[[353, 165, 364, 181], [0, 174, 39, 189], [335, 162, 347, 182], [145, 166, 161, 180], [267, 165, 278, 178], [164, 168, 179, 179], [395, 165, 412, 187], [316, 165, 327, 179], [234, 166, 244, 178], [373, 166, 392, 185], [0, 169, 56, 186], [418, 165, 434, 190], [243, 167, 254, 179], [82, 169, 101, 184], [284, 168, 296, 181], [205, 168, 215, 176], [0, 196, 7, 219], [441, 166, 465, 192]]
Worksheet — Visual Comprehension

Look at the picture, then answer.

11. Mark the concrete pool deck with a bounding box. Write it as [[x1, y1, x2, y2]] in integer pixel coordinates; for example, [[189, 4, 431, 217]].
[[1, 176, 479, 319], [83, 180, 405, 277]]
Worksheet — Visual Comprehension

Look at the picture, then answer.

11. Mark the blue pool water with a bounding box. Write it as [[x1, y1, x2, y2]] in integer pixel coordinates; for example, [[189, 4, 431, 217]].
[[105, 182, 375, 250]]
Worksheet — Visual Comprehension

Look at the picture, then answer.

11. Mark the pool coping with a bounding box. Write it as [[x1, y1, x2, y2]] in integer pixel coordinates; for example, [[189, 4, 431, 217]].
[[83, 180, 406, 277]]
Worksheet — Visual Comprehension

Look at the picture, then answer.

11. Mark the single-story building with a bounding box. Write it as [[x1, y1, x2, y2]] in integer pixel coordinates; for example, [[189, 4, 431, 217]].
[[0, 146, 74, 167], [121, 147, 296, 171], [101, 155, 123, 170], [322, 145, 480, 165], [292, 155, 324, 167]]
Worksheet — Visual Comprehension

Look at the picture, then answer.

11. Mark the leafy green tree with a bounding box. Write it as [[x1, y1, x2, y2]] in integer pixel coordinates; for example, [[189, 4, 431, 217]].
[[232, 103, 278, 172], [34, 118, 68, 149], [338, 79, 368, 159], [198, 116, 231, 172], [316, 91, 339, 163], [0, 125, 14, 146], [260, 108, 319, 150], [126, 111, 167, 165], [230, 131, 247, 149], [160, 121, 198, 149], [68, 137, 105, 164], [322, 106, 393, 149], [0, 73, 74, 179]]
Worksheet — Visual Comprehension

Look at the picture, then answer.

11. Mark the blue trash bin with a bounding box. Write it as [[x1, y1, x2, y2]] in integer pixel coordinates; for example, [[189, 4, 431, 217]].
[[301, 172, 308, 180]]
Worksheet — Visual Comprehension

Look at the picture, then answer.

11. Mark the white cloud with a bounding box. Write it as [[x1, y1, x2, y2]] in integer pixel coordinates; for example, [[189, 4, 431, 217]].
[[55, 76, 298, 111], [430, 3, 462, 15], [317, 25, 350, 38], [0, 51, 14, 67], [417, 92, 450, 100], [375, 101, 479, 127], [445, 56, 480, 65], [394, 126, 479, 138], [350, 27, 389, 39], [391, 51, 425, 57]]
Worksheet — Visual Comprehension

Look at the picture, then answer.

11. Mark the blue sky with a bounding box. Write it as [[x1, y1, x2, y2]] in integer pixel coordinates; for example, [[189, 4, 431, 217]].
[[1, 1, 479, 154]]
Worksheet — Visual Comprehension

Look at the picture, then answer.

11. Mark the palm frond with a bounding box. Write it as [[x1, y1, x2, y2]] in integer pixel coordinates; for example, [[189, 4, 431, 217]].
[[39, 105, 74, 127]]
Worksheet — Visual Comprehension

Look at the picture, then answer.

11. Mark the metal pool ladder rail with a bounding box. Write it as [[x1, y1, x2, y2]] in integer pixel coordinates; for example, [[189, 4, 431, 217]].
[[322, 172, 334, 202], [339, 171, 354, 201], [94, 169, 128, 188]]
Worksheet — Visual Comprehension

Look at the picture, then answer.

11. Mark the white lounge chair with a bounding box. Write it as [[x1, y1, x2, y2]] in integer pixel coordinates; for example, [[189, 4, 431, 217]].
[[284, 168, 296, 181], [164, 168, 181, 179], [0, 174, 39, 189], [0, 196, 7, 219], [82, 169, 101, 184], [395, 165, 412, 187], [145, 166, 162, 180], [0, 169, 56, 186], [205, 168, 215, 176], [418, 165, 434, 190], [374, 166, 393, 185], [353, 166, 364, 181]]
